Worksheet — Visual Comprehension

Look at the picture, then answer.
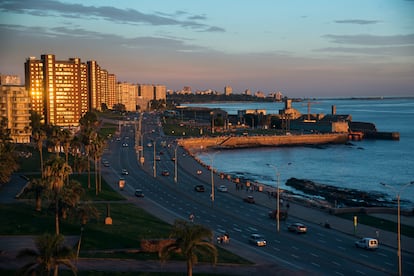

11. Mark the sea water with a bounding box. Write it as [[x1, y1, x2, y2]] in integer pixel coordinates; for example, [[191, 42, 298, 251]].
[[188, 98, 414, 206]]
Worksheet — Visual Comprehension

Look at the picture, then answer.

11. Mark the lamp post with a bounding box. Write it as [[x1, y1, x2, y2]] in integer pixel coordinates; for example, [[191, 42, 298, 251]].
[[152, 137, 160, 178], [268, 163, 292, 233], [206, 151, 220, 207], [174, 144, 178, 183], [381, 181, 414, 276]]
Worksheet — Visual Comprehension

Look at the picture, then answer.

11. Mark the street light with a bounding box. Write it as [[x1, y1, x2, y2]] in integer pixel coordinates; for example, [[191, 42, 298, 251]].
[[268, 162, 292, 233], [205, 151, 220, 207], [152, 137, 161, 178], [381, 181, 414, 276], [174, 143, 178, 183]]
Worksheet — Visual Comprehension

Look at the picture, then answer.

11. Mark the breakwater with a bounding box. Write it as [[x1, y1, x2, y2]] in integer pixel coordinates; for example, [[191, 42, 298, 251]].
[[178, 133, 349, 152]]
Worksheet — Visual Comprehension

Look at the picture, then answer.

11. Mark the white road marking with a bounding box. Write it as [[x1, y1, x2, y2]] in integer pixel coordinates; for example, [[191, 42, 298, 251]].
[[332, 261, 341, 266], [311, 253, 319, 258], [311, 262, 320, 267]]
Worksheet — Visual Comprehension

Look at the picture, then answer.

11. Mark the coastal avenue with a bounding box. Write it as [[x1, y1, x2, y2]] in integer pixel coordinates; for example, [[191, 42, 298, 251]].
[[104, 112, 414, 275]]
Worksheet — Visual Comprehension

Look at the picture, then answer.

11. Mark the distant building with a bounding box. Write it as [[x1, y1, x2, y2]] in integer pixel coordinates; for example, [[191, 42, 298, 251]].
[[224, 85, 232, 96], [0, 75, 21, 85], [244, 89, 251, 96], [0, 82, 31, 143], [254, 91, 265, 98], [118, 82, 137, 112]]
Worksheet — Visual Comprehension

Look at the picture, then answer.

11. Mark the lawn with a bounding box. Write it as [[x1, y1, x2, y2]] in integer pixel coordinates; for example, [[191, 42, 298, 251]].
[[336, 213, 414, 238]]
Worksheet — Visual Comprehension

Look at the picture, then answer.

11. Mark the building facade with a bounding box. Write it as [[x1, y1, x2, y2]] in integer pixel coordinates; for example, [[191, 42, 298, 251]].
[[25, 54, 89, 126], [0, 83, 31, 143]]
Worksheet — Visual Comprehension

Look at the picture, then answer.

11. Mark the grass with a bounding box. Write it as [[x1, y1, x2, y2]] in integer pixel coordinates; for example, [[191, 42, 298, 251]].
[[336, 213, 414, 238]]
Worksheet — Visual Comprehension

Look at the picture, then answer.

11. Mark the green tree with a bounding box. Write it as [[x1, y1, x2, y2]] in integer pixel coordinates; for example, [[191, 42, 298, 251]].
[[25, 177, 48, 212], [160, 219, 217, 276], [33, 129, 47, 177], [29, 110, 43, 134], [44, 156, 72, 235], [0, 117, 18, 184], [59, 180, 84, 220], [79, 111, 98, 130], [16, 233, 77, 276], [76, 202, 100, 226]]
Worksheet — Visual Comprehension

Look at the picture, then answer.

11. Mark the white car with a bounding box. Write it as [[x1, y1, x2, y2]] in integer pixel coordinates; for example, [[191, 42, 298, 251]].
[[355, 238, 378, 250], [217, 185, 228, 192], [121, 169, 128, 175]]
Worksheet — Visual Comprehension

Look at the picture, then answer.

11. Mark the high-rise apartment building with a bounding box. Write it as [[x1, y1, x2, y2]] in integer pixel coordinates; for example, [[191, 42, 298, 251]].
[[107, 74, 116, 109], [224, 85, 232, 95], [117, 82, 137, 112], [25, 54, 88, 126], [0, 80, 31, 143]]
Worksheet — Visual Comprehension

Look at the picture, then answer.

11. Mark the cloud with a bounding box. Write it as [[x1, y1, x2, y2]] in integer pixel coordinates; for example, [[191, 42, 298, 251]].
[[315, 46, 414, 56], [0, 0, 224, 32], [335, 19, 381, 25], [323, 34, 414, 46]]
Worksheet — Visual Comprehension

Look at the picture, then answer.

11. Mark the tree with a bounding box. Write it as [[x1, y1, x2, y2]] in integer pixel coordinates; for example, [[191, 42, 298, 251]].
[[160, 219, 217, 276], [29, 110, 43, 134], [79, 111, 98, 130], [75, 202, 100, 226], [33, 129, 47, 177], [25, 177, 48, 212], [16, 233, 76, 276], [0, 117, 19, 184], [58, 180, 84, 220], [44, 156, 72, 235]]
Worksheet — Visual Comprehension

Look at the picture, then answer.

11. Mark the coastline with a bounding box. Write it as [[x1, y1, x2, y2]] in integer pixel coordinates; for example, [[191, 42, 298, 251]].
[[182, 142, 413, 216]]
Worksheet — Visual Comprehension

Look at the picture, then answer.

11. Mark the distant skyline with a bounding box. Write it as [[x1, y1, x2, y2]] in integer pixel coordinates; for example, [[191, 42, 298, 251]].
[[1, 0, 413, 97]]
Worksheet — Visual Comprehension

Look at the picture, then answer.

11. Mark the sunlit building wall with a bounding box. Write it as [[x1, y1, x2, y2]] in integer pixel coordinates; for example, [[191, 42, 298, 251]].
[[25, 54, 86, 127], [117, 82, 137, 112], [0, 83, 31, 143], [107, 74, 116, 109]]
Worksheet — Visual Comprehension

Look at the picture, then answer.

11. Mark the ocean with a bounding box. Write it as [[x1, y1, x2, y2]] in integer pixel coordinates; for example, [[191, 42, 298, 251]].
[[185, 97, 414, 206]]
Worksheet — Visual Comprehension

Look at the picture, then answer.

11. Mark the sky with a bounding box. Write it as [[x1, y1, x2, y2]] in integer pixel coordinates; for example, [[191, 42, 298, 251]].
[[0, 0, 413, 97]]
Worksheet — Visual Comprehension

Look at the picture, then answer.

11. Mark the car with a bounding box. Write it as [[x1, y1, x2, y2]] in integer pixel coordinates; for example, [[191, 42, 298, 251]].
[[147, 143, 152, 147], [249, 233, 266, 247], [155, 155, 161, 161], [134, 189, 144, 197], [122, 143, 128, 147], [288, 223, 307, 233], [196, 170, 202, 175], [103, 160, 110, 167], [121, 169, 128, 175], [161, 170, 170, 176], [194, 185, 205, 192], [355, 238, 378, 250], [243, 196, 255, 204], [217, 185, 228, 192]]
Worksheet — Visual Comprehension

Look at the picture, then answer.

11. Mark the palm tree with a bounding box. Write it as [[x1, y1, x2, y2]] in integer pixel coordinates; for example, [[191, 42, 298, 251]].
[[16, 233, 77, 276], [160, 219, 217, 276], [76, 202, 100, 226], [49, 126, 63, 157], [25, 177, 48, 212], [58, 180, 84, 220], [60, 128, 73, 166], [33, 129, 47, 177], [81, 129, 96, 190], [44, 156, 72, 235]]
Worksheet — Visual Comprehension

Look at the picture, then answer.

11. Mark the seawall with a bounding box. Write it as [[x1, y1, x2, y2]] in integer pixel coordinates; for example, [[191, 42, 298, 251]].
[[178, 133, 349, 152]]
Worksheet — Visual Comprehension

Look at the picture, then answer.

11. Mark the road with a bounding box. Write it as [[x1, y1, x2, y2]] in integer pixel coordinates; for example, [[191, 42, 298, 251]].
[[103, 113, 414, 275]]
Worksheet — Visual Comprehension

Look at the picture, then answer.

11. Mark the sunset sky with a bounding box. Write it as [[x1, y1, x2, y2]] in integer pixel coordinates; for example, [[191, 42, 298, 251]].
[[1, 0, 413, 97]]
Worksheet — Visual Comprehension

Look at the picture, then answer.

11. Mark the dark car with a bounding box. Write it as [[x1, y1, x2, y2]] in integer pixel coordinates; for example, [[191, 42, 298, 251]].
[[161, 170, 170, 176], [243, 196, 255, 204], [194, 185, 205, 192], [288, 222, 307, 233], [134, 189, 144, 197]]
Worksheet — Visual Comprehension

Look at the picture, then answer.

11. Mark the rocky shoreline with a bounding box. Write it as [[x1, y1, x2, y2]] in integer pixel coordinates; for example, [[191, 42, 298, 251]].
[[285, 177, 401, 208]]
